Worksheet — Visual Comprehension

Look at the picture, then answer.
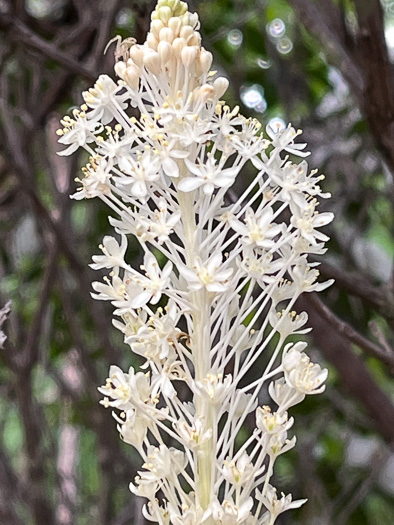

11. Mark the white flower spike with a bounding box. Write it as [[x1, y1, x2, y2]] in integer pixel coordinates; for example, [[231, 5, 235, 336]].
[[59, 0, 333, 523]]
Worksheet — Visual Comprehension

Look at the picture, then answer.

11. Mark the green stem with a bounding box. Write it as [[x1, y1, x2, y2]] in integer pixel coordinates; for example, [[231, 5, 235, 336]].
[[178, 190, 214, 514]]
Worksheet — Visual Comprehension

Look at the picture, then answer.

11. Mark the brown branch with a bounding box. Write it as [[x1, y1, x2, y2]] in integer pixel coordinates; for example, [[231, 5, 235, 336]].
[[286, 0, 364, 100], [306, 293, 394, 372], [0, 13, 96, 82], [15, 373, 55, 524], [353, 0, 394, 166], [22, 240, 59, 371], [318, 261, 394, 325], [300, 294, 394, 446]]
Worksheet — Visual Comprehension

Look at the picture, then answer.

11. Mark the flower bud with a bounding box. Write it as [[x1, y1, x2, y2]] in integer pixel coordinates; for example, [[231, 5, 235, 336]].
[[150, 19, 164, 39], [199, 48, 213, 74], [188, 33, 201, 46], [158, 41, 173, 64], [181, 46, 197, 67], [146, 33, 159, 50], [168, 17, 182, 37], [172, 37, 187, 57], [213, 77, 229, 99], [194, 84, 215, 103], [180, 25, 194, 40], [158, 6, 172, 24], [124, 64, 141, 91], [159, 27, 174, 43], [129, 45, 144, 67], [143, 50, 161, 76], [114, 60, 126, 80]]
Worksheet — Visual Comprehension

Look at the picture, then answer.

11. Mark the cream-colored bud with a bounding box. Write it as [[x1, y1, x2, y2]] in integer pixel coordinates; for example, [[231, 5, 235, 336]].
[[189, 13, 200, 30], [124, 64, 140, 90], [129, 45, 144, 67], [189, 34, 201, 47], [213, 77, 229, 99], [172, 37, 187, 57], [195, 84, 215, 103], [159, 27, 174, 43], [114, 61, 126, 79], [151, 19, 165, 39], [146, 33, 159, 50], [158, 41, 173, 63], [181, 45, 197, 67], [180, 25, 194, 40], [199, 48, 213, 74], [158, 6, 172, 24], [143, 50, 161, 76], [168, 17, 182, 37]]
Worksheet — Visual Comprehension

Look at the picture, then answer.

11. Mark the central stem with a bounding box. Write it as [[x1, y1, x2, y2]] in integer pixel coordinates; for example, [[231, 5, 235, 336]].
[[178, 190, 214, 514]]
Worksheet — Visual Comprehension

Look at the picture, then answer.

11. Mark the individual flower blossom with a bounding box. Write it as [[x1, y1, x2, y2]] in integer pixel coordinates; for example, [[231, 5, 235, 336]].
[[222, 452, 255, 488], [266, 124, 309, 158], [193, 373, 232, 405], [282, 342, 328, 395], [268, 308, 311, 339], [57, 109, 103, 156], [256, 405, 293, 435], [82, 74, 129, 124], [90, 234, 127, 270], [291, 202, 334, 246], [210, 497, 254, 525], [231, 208, 283, 250], [131, 252, 173, 307], [268, 377, 306, 411], [178, 155, 240, 194], [115, 150, 161, 198], [290, 256, 334, 293], [180, 253, 233, 293], [135, 198, 182, 244], [175, 417, 213, 449], [116, 409, 149, 449], [256, 485, 307, 523], [71, 156, 113, 200]]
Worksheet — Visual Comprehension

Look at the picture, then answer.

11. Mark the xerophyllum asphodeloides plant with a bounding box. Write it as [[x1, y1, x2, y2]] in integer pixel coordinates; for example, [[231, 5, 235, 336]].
[[58, 1, 334, 523]]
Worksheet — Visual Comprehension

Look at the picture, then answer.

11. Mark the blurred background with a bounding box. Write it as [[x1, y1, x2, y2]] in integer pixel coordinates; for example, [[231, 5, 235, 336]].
[[1, 0, 394, 523]]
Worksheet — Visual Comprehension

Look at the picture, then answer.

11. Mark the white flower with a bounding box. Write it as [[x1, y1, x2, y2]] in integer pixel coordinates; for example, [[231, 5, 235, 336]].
[[256, 406, 293, 435], [83, 74, 128, 124], [290, 256, 334, 293], [135, 198, 182, 244], [268, 377, 306, 409], [180, 253, 233, 293], [222, 452, 254, 488], [71, 156, 113, 200], [194, 373, 232, 404], [131, 252, 173, 307], [291, 204, 334, 245], [175, 417, 212, 448], [266, 124, 309, 158], [282, 342, 328, 395], [256, 484, 307, 521], [90, 235, 127, 270], [118, 409, 148, 449], [268, 308, 311, 339], [178, 156, 240, 194], [115, 150, 161, 198], [210, 497, 253, 524], [57, 110, 103, 156], [98, 365, 134, 409], [231, 208, 282, 250]]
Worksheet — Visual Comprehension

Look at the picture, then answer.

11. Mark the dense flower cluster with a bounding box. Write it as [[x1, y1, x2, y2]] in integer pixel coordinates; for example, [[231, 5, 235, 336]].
[[58, 1, 333, 523]]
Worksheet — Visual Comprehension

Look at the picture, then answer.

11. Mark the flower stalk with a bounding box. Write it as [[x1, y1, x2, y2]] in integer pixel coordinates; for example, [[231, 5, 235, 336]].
[[58, 1, 333, 523]]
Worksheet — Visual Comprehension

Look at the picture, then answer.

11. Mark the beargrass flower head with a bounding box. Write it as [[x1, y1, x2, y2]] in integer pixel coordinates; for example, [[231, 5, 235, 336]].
[[58, 0, 333, 523]]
